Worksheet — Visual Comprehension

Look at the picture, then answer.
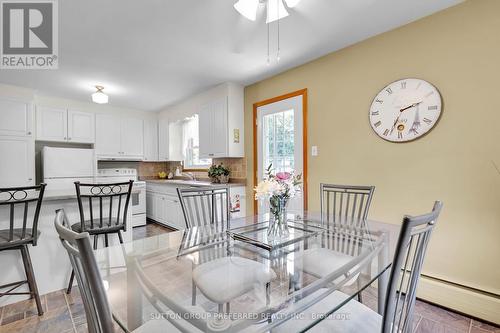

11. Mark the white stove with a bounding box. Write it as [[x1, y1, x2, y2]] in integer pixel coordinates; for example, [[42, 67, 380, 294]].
[[97, 168, 146, 227]]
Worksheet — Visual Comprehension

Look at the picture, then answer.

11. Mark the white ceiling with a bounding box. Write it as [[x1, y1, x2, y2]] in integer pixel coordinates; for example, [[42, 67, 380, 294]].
[[0, 0, 462, 111]]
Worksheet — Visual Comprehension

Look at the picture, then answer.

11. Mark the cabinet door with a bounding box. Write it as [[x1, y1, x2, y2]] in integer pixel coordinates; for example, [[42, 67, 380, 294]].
[[36, 106, 67, 141], [0, 99, 33, 137], [155, 195, 168, 224], [198, 102, 212, 159], [95, 114, 121, 156], [211, 97, 228, 157], [158, 118, 169, 161], [68, 110, 95, 143], [146, 191, 155, 220], [0, 137, 34, 187], [121, 118, 144, 157], [143, 119, 158, 161]]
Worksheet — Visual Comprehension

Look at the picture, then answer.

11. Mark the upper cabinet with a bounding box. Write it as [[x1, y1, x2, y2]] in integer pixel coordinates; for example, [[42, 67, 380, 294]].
[[0, 98, 34, 137], [36, 106, 95, 143], [95, 114, 144, 160], [158, 118, 170, 161], [199, 83, 244, 158], [143, 119, 159, 161]]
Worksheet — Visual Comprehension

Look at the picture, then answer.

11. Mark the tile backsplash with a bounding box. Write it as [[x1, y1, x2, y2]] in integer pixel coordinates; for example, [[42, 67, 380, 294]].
[[137, 158, 247, 183]]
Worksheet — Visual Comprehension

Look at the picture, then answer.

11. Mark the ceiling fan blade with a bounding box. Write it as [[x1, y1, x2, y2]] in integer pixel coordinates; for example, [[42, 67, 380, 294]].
[[234, 0, 259, 21]]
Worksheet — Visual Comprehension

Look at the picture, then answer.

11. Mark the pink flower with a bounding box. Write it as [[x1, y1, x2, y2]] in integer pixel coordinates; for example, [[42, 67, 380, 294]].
[[276, 172, 291, 181]]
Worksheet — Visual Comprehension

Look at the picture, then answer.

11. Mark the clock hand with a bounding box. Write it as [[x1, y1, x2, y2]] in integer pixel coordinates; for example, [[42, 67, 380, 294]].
[[391, 102, 423, 134]]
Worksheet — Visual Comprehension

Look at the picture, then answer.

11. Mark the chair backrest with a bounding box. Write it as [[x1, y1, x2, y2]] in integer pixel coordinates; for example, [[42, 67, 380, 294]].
[[382, 201, 443, 333], [75, 181, 133, 232], [0, 183, 46, 248], [320, 183, 375, 224], [177, 186, 230, 230], [54, 209, 114, 333]]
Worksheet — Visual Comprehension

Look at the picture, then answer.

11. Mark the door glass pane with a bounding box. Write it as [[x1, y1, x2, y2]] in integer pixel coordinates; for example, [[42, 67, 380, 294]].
[[262, 109, 294, 174]]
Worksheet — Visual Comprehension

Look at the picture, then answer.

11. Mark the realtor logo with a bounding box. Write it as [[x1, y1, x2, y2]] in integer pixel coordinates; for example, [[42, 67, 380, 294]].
[[1, 0, 58, 69]]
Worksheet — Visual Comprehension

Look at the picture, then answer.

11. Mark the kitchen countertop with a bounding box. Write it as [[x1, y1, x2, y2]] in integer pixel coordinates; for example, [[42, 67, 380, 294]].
[[145, 179, 246, 187]]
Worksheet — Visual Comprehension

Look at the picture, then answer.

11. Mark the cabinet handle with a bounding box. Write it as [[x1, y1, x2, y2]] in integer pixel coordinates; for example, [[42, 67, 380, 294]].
[[209, 153, 214, 157], [28, 178, 33, 181], [68, 137, 71, 140], [27, 131, 32, 135], [64, 137, 67, 140]]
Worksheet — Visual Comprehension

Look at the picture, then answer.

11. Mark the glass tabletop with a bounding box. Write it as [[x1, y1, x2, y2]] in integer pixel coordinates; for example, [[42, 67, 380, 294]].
[[95, 213, 399, 332]]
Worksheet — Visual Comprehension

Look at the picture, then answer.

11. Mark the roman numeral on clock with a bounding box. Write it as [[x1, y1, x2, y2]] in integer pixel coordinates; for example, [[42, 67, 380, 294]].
[[383, 129, 389, 136], [398, 132, 403, 139], [401, 81, 407, 89], [371, 111, 379, 116], [375, 99, 383, 104], [423, 117, 432, 124], [428, 105, 438, 110], [386, 87, 393, 95], [374, 121, 382, 128]]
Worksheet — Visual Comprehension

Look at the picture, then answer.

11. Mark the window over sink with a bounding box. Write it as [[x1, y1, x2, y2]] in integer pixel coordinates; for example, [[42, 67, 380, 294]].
[[182, 114, 212, 169]]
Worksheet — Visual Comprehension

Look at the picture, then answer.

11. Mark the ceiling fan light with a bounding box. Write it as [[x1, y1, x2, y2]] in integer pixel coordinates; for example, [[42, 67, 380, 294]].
[[266, 0, 289, 23], [234, 0, 259, 21], [92, 86, 108, 104], [284, 0, 301, 8]]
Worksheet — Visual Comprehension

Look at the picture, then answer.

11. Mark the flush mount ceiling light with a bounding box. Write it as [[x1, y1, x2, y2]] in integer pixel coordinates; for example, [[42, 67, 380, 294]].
[[92, 85, 108, 104], [234, 0, 300, 23], [234, 0, 301, 64]]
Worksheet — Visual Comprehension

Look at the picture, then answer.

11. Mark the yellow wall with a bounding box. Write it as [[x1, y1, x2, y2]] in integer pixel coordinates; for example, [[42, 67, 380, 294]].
[[244, 0, 500, 323]]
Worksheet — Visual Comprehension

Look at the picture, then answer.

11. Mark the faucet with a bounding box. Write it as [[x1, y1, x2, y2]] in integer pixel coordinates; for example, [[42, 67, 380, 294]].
[[182, 172, 196, 181]]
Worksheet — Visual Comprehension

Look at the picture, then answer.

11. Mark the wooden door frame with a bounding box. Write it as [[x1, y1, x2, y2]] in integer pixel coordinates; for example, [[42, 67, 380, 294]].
[[252, 88, 308, 214]]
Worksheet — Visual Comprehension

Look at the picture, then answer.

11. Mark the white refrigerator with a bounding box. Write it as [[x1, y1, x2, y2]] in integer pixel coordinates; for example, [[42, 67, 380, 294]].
[[42, 147, 96, 191]]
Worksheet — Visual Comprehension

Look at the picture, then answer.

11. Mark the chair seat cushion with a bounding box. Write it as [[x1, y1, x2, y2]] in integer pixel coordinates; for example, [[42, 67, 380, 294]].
[[273, 289, 381, 333], [301, 248, 360, 285], [193, 257, 276, 304], [71, 219, 124, 234], [0, 228, 40, 247]]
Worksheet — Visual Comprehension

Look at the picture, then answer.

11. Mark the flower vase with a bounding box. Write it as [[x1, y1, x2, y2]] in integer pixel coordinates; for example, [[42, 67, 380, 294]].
[[268, 196, 290, 240]]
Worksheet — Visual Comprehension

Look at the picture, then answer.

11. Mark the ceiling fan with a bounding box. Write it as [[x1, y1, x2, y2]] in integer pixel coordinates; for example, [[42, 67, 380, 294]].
[[234, 0, 301, 23]]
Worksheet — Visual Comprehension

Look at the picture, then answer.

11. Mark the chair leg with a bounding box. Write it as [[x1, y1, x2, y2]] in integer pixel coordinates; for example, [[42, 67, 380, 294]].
[[66, 271, 75, 294], [117, 231, 123, 244], [191, 281, 197, 306], [20, 245, 43, 315], [226, 302, 230, 314], [357, 278, 363, 303], [105, 233, 109, 247], [93, 234, 99, 250], [218, 303, 224, 313]]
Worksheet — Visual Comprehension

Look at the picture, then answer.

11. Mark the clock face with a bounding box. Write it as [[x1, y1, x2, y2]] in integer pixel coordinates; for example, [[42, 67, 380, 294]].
[[369, 78, 442, 142]]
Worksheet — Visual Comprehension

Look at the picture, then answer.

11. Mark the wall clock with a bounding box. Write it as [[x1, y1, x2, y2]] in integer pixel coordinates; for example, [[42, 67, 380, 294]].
[[369, 78, 442, 142]]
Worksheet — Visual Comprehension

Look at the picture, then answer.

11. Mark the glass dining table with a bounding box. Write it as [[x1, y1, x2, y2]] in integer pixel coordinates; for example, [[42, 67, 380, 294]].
[[95, 212, 400, 332]]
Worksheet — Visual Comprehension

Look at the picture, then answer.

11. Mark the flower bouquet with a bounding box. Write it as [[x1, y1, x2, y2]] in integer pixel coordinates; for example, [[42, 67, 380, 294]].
[[254, 164, 302, 239]]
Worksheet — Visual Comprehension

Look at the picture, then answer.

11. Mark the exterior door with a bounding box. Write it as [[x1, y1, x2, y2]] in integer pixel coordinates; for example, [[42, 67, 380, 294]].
[[255, 92, 306, 216]]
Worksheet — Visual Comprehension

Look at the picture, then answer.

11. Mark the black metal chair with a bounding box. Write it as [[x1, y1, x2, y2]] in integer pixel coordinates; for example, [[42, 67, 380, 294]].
[[0, 183, 46, 315], [66, 180, 133, 294]]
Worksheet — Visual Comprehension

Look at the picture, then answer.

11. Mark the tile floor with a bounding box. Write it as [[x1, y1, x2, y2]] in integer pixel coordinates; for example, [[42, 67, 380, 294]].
[[0, 222, 498, 333]]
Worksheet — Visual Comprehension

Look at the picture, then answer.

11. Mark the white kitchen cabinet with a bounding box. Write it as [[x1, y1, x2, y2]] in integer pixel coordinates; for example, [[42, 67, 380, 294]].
[[36, 106, 67, 141], [67, 110, 95, 143], [146, 183, 185, 230], [158, 118, 170, 161], [146, 191, 155, 220], [199, 82, 244, 158], [0, 137, 34, 187], [121, 118, 144, 157], [96, 114, 143, 159], [96, 114, 121, 157], [143, 119, 159, 161], [0, 98, 34, 137], [36, 106, 95, 143]]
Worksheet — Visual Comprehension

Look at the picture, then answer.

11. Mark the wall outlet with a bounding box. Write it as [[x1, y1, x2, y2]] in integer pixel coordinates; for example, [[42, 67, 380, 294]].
[[311, 146, 318, 156]]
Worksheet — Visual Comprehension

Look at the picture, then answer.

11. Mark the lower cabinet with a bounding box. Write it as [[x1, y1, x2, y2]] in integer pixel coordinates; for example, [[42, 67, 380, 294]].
[[146, 189, 184, 230]]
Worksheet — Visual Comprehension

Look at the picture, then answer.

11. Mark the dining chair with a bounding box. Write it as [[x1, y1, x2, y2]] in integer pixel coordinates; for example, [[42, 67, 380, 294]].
[[301, 183, 375, 301], [0, 183, 46, 316], [66, 180, 133, 294], [54, 209, 180, 333], [273, 201, 443, 333], [177, 186, 275, 313]]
